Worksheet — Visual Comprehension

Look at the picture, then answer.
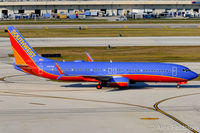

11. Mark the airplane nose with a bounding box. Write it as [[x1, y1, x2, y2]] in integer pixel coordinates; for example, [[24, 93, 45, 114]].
[[190, 71, 198, 80]]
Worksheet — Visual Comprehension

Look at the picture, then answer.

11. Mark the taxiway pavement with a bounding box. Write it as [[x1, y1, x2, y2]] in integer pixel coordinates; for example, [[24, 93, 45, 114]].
[[1, 37, 200, 47]]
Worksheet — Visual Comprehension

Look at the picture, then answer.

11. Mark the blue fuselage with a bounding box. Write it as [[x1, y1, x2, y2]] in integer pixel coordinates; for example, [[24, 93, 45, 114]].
[[38, 61, 198, 82]]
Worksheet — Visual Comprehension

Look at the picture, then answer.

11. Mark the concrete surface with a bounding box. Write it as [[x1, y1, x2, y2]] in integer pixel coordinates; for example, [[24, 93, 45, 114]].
[[0, 37, 200, 133], [1, 36, 200, 47]]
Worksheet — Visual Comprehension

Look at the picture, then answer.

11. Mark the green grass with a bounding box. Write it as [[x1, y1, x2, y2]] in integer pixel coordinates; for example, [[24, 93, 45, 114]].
[[0, 19, 108, 25], [33, 46, 200, 62], [3, 19, 200, 24], [2, 28, 200, 37]]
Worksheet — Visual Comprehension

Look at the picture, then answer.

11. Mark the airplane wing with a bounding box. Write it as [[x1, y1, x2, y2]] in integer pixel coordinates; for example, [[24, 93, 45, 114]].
[[82, 75, 112, 81]]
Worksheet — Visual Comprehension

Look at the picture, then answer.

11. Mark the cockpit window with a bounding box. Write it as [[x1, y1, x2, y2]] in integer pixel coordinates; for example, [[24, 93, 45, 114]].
[[182, 69, 190, 72]]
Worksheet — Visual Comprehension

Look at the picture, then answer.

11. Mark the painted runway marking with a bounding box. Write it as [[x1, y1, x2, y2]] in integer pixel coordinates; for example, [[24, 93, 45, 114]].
[[0, 91, 155, 111], [29, 102, 46, 105], [141, 118, 159, 120], [0, 74, 26, 79], [154, 93, 200, 133], [0, 74, 26, 83]]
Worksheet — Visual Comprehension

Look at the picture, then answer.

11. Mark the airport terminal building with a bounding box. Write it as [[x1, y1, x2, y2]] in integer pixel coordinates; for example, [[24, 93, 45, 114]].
[[1, 0, 200, 18]]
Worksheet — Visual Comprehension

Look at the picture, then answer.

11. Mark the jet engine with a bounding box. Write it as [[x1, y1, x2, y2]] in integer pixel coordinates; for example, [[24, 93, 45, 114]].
[[108, 76, 129, 87]]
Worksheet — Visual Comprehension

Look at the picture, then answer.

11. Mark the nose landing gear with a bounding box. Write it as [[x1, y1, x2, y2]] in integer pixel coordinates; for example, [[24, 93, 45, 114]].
[[177, 81, 187, 88], [177, 84, 180, 88]]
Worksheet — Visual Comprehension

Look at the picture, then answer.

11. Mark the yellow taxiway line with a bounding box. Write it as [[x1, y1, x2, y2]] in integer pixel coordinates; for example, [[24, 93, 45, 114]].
[[154, 93, 200, 133], [0, 90, 199, 133]]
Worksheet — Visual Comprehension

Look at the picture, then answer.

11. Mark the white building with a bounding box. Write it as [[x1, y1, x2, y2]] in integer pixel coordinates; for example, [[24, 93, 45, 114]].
[[0, 0, 200, 17]]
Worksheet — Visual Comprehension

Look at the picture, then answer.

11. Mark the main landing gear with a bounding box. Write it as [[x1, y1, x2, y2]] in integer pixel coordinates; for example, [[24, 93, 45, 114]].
[[177, 81, 187, 88], [96, 84, 102, 89], [96, 82, 107, 89]]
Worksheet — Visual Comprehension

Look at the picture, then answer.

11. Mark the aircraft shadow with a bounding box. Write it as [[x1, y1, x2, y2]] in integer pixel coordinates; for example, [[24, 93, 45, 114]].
[[61, 82, 200, 91], [61, 83, 96, 88], [108, 82, 200, 92]]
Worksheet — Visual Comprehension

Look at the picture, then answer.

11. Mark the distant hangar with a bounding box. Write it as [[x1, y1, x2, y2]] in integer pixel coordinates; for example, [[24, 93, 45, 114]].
[[0, 0, 200, 18]]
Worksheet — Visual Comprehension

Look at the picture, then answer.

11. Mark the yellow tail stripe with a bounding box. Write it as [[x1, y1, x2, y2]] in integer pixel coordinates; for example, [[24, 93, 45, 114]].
[[12, 46, 27, 65]]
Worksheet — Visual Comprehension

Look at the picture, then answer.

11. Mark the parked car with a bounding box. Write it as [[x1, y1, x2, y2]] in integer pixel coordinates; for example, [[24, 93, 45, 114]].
[[116, 16, 127, 21]]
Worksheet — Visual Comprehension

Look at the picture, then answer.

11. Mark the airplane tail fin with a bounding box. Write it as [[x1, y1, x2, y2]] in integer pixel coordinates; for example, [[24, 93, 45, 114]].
[[7, 26, 40, 66]]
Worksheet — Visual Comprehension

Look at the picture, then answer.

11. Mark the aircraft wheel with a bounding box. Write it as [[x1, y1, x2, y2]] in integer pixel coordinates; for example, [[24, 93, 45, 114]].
[[96, 84, 102, 89], [177, 84, 180, 88]]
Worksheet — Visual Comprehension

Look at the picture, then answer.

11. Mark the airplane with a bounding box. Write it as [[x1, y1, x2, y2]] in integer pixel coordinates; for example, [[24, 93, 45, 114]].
[[7, 26, 198, 89]]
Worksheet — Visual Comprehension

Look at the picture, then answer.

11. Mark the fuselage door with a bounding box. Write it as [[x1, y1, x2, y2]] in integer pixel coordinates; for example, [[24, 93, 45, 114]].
[[108, 68, 112, 75], [172, 67, 177, 77], [108, 68, 117, 75], [112, 68, 117, 75]]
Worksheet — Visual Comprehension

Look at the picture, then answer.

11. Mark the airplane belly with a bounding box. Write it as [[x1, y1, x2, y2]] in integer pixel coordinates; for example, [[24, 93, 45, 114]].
[[123, 74, 187, 82], [59, 76, 86, 81]]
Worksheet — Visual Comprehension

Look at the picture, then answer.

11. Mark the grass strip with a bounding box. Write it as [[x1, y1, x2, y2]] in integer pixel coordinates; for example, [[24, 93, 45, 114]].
[[2, 28, 200, 37], [3, 19, 200, 25], [33, 46, 200, 62]]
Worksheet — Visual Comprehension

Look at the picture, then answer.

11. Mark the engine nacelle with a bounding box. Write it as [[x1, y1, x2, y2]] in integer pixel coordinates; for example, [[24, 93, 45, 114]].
[[108, 76, 129, 87]]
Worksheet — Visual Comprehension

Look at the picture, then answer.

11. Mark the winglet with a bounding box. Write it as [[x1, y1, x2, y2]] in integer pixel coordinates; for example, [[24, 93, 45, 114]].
[[55, 63, 63, 75], [85, 51, 94, 62]]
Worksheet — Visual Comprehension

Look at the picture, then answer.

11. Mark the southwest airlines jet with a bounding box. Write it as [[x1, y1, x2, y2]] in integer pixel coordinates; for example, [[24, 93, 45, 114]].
[[7, 26, 198, 89]]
